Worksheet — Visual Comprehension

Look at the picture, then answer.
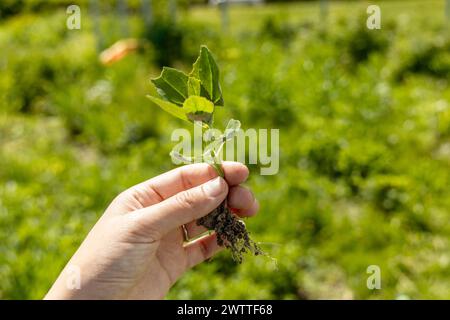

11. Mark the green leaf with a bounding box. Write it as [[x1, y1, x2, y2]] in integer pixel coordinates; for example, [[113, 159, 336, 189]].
[[183, 95, 214, 124], [146, 95, 189, 122], [151, 67, 189, 105], [170, 150, 202, 164], [188, 77, 201, 96], [224, 119, 241, 137], [190, 46, 224, 106], [203, 119, 241, 160], [183, 95, 214, 114]]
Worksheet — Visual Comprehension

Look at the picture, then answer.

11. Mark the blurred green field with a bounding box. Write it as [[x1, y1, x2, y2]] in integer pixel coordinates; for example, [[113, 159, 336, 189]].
[[1, 0, 450, 299]]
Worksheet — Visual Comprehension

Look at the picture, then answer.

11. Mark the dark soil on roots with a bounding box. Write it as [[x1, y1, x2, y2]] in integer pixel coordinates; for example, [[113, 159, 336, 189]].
[[197, 201, 262, 263]]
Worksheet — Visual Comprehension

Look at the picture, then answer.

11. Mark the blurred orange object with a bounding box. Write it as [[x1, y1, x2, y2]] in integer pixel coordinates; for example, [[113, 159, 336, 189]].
[[99, 38, 140, 65]]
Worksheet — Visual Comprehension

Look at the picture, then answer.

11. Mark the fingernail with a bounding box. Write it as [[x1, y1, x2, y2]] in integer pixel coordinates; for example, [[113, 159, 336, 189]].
[[204, 177, 226, 197]]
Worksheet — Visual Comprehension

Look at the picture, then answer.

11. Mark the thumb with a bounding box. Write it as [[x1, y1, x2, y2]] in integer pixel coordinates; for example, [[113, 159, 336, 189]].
[[130, 177, 228, 239]]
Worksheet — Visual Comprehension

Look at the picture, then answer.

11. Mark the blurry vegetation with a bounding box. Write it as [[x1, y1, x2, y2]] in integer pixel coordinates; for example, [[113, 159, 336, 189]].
[[0, 0, 449, 299]]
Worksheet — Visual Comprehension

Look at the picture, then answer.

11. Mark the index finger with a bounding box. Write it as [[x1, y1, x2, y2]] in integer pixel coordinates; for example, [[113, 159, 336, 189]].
[[127, 162, 249, 207]]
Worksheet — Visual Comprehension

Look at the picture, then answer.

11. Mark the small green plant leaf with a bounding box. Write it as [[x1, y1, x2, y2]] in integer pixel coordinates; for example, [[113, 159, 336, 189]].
[[183, 95, 214, 125], [170, 150, 202, 164], [151, 67, 189, 105], [203, 119, 241, 161], [146, 95, 189, 122], [188, 77, 201, 96], [224, 119, 241, 140], [190, 46, 224, 106], [183, 95, 214, 113]]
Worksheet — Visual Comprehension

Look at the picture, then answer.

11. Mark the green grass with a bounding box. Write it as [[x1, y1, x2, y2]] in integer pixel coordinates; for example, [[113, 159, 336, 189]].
[[187, 0, 446, 31], [0, 0, 449, 299]]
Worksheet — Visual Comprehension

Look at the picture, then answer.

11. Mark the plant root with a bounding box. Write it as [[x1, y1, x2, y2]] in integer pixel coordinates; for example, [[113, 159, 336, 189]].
[[197, 201, 263, 263]]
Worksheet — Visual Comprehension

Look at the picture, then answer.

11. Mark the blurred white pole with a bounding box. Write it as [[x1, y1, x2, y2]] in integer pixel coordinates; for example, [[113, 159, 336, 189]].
[[320, 0, 328, 21], [446, 0, 450, 20], [117, 0, 129, 37], [218, 0, 229, 32], [90, 0, 103, 51], [141, 0, 153, 28], [168, 0, 177, 22]]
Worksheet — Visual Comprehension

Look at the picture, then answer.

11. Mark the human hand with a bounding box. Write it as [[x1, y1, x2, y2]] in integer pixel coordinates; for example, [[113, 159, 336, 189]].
[[45, 162, 259, 300]]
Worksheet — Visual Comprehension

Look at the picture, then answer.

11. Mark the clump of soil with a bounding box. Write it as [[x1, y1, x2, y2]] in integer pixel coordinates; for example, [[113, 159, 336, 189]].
[[197, 201, 263, 263]]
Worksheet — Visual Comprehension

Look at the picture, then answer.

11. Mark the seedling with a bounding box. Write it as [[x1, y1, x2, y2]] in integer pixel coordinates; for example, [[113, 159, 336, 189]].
[[147, 45, 262, 263]]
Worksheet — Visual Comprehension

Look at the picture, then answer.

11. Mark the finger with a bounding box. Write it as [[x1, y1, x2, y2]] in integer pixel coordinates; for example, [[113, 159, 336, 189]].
[[131, 177, 228, 237], [234, 200, 259, 217], [186, 185, 258, 239], [125, 162, 249, 207], [184, 222, 209, 240], [185, 233, 223, 269], [227, 186, 259, 217]]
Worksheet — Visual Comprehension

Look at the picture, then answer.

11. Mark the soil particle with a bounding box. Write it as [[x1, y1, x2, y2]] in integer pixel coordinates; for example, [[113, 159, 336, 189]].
[[197, 201, 262, 263]]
